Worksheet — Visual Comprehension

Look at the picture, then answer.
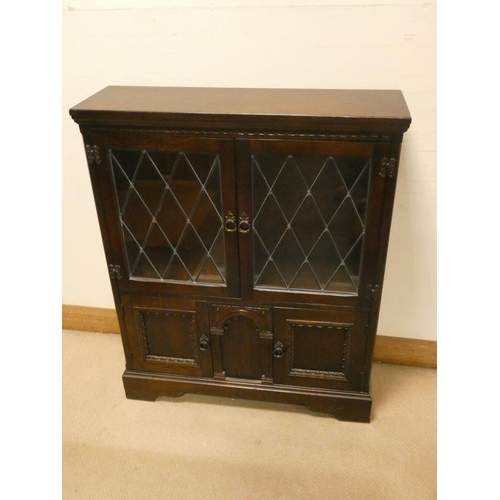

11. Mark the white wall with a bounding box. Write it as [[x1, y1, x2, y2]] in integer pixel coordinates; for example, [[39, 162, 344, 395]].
[[62, 0, 436, 341]]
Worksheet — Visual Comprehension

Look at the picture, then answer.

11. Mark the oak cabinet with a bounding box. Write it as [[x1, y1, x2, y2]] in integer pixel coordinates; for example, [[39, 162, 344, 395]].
[[70, 86, 411, 422]]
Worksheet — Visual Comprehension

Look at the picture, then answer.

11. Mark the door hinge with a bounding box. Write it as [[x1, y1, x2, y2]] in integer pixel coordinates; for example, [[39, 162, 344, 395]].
[[85, 144, 102, 166], [379, 157, 397, 178], [365, 284, 381, 302], [108, 264, 123, 280]]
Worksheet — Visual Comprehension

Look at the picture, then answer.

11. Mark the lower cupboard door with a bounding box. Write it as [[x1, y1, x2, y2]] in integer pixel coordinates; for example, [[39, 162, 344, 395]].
[[273, 307, 368, 391], [122, 295, 213, 377]]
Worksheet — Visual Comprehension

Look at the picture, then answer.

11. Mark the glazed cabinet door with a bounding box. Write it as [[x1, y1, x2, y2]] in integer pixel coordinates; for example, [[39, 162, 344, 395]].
[[122, 295, 214, 377], [235, 139, 390, 307], [84, 132, 240, 298], [273, 307, 369, 391]]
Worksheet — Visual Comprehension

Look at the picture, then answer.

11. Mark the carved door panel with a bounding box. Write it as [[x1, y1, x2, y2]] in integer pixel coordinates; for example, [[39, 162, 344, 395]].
[[122, 295, 213, 377], [209, 304, 273, 383], [273, 307, 369, 391]]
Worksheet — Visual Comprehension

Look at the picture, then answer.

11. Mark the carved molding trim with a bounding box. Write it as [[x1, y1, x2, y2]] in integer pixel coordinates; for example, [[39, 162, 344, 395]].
[[144, 355, 197, 365], [287, 321, 351, 380], [210, 304, 272, 335], [89, 127, 392, 142], [234, 132, 391, 141], [289, 368, 345, 379], [210, 327, 225, 336], [136, 309, 198, 365]]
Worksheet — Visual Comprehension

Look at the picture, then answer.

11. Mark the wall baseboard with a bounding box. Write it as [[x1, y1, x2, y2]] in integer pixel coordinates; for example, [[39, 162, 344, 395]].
[[62, 304, 121, 335], [62, 304, 436, 369], [372, 335, 436, 369]]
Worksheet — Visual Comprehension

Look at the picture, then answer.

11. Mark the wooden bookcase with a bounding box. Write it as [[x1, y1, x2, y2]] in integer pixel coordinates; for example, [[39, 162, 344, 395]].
[[70, 86, 411, 422]]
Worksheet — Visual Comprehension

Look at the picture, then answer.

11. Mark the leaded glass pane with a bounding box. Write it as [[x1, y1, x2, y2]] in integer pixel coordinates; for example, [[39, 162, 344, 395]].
[[252, 153, 371, 295], [211, 230, 225, 271], [196, 257, 224, 284], [272, 157, 307, 221], [110, 149, 226, 285], [271, 229, 305, 286], [256, 261, 286, 288], [290, 263, 321, 291], [308, 232, 342, 288], [291, 196, 325, 255], [253, 195, 288, 254]]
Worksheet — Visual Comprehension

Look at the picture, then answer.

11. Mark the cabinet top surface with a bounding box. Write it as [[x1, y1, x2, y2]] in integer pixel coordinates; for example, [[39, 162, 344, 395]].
[[70, 86, 411, 133]]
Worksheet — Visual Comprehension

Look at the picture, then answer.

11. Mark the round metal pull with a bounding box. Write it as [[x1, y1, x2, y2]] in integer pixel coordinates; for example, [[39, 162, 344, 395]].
[[199, 335, 210, 350], [273, 341, 284, 358], [224, 212, 237, 233], [238, 213, 251, 234]]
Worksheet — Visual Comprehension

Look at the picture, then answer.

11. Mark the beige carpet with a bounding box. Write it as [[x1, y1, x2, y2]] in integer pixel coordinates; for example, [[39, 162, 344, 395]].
[[62, 329, 436, 499]]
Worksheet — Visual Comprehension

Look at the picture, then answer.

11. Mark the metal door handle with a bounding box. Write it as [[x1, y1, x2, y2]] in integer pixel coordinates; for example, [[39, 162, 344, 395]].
[[199, 335, 210, 350], [273, 341, 284, 358], [224, 212, 237, 233], [238, 213, 251, 234]]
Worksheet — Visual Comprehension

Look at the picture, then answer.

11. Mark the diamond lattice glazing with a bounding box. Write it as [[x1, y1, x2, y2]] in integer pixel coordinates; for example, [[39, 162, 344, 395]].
[[252, 154, 371, 295], [110, 149, 226, 285]]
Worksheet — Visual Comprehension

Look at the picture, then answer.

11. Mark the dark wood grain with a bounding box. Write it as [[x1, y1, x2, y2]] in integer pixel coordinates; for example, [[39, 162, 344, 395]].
[[69, 86, 411, 422], [70, 86, 411, 133], [63, 304, 436, 368]]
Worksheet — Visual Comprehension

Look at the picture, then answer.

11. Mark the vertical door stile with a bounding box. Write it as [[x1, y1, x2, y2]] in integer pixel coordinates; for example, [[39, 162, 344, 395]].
[[356, 142, 392, 307], [234, 139, 255, 300], [218, 139, 241, 298]]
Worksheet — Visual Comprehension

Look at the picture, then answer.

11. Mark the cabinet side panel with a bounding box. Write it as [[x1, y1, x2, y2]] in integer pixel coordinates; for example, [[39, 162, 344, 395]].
[[79, 131, 132, 365]]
